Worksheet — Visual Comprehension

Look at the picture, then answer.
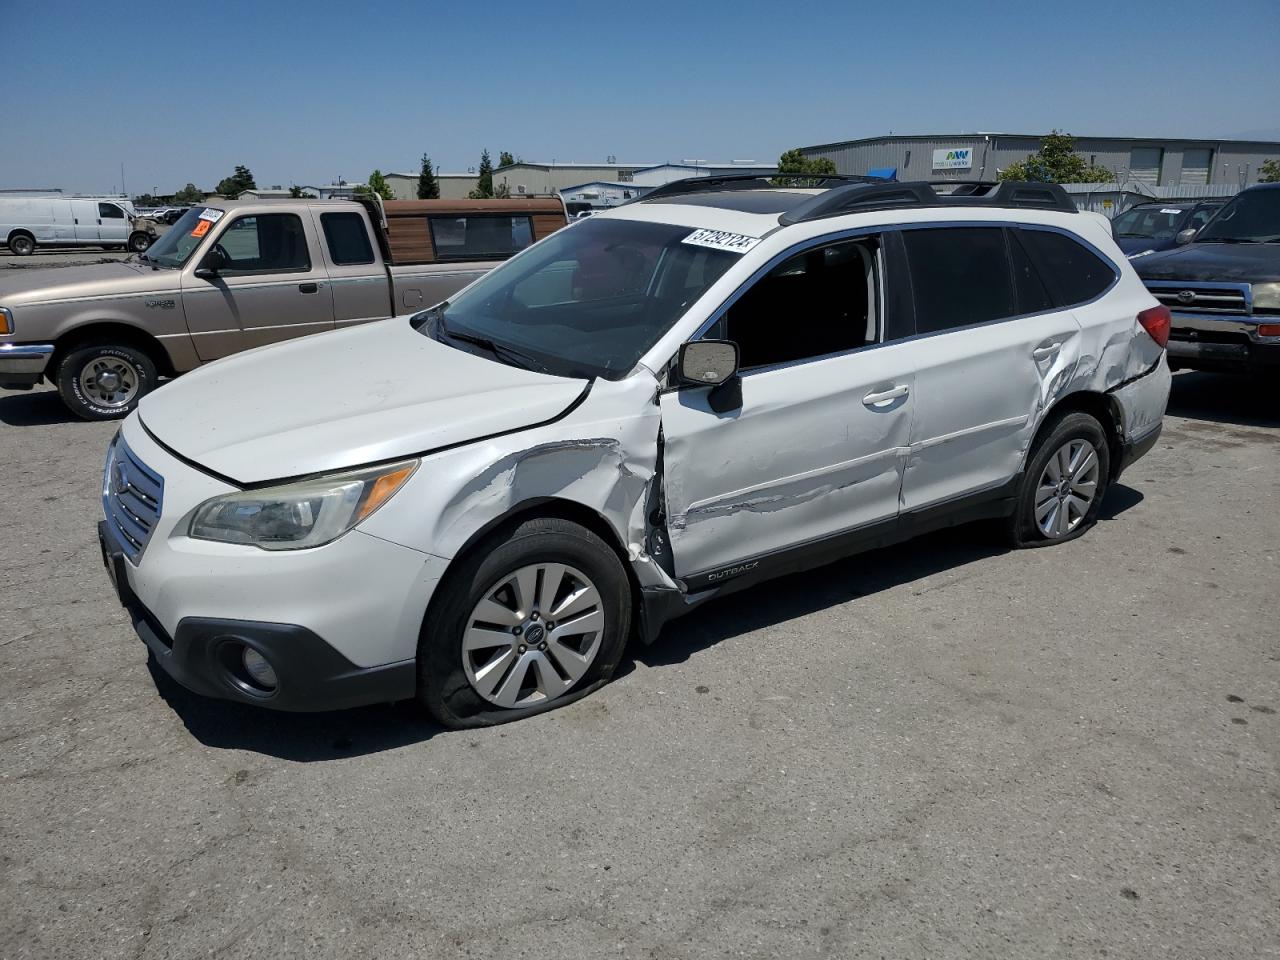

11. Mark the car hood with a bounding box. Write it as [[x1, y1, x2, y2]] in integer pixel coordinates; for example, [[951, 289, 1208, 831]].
[[1134, 242, 1280, 283], [138, 318, 589, 484], [0, 259, 178, 306]]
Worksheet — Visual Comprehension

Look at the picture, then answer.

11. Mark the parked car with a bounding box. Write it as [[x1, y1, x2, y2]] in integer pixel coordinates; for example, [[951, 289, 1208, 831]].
[[125, 207, 195, 253], [1134, 183, 1280, 375], [1, 196, 138, 256], [95, 176, 1171, 726], [0, 196, 567, 418], [1111, 199, 1226, 259]]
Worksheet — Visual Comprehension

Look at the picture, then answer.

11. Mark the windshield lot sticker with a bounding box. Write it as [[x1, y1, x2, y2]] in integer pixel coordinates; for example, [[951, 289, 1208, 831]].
[[1159, 208, 1183, 215], [190, 220, 212, 239], [682, 229, 761, 254], [198, 208, 224, 223]]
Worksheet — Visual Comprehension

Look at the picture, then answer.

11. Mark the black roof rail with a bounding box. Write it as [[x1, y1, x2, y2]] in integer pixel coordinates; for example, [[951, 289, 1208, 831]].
[[779, 182, 939, 225], [636, 172, 882, 204]]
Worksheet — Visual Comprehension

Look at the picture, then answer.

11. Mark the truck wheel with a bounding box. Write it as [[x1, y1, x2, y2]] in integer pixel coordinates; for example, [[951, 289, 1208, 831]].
[[418, 517, 632, 729], [128, 232, 152, 253], [8, 232, 35, 256], [55, 342, 157, 421], [1003, 411, 1111, 548]]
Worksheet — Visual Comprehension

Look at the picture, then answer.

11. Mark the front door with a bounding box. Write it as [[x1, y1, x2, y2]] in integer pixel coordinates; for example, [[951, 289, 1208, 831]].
[[660, 235, 915, 581], [97, 202, 129, 246], [895, 225, 1083, 511], [181, 211, 333, 360]]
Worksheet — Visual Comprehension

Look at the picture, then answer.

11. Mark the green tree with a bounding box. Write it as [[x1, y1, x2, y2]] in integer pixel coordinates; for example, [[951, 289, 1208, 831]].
[[172, 183, 204, 204], [1259, 159, 1280, 183], [499, 151, 515, 168], [998, 132, 1113, 184], [288, 185, 315, 198], [774, 148, 838, 184], [416, 153, 440, 199], [493, 180, 511, 198], [214, 164, 256, 197], [356, 169, 395, 201], [468, 149, 494, 198]]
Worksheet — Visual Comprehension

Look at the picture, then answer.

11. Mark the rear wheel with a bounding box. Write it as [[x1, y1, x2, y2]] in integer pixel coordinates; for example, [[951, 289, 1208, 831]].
[[55, 341, 157, 420], [418, 517, 631, 728], [8, 232, 35, 256], [1004, 411, 1111, 548]]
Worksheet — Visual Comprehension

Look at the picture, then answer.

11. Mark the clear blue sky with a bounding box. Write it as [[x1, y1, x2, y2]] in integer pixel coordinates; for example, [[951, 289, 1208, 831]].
[[3, 0, 1278, 195]]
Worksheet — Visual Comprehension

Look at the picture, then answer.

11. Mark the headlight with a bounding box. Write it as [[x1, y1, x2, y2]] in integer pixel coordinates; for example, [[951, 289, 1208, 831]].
[[188, 459, 418, 550], [0, 307, 13, 335], [1253, 282, 1280, 311]]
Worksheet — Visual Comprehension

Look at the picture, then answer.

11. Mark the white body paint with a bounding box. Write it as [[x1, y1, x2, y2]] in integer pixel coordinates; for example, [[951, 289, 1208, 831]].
[[109, 197, 1170, 687]]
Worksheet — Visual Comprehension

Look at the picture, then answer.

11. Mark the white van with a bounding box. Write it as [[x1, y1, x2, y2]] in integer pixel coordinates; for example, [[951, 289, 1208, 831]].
[[0, 196, 140, 255]]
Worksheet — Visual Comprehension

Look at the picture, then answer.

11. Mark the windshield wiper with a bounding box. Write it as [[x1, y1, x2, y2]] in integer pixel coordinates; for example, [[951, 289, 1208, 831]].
[[438, 318, 550, 374]]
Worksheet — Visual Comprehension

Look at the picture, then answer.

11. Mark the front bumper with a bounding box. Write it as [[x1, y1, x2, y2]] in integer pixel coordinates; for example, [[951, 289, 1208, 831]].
[[1165, 311, 1280, 373], [0, 343, 54, 389], [101, 417, 450, 711]]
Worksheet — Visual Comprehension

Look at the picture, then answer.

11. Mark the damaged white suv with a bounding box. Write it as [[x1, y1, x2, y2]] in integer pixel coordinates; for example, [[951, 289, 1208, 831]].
[[100, 176, 1172, 727]]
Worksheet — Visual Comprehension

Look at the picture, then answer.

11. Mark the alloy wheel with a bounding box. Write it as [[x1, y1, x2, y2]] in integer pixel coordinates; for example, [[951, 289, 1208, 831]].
[[461, 563, 605, 709], [79, 356, 140, 408], [1034, 438, 1100, 538]]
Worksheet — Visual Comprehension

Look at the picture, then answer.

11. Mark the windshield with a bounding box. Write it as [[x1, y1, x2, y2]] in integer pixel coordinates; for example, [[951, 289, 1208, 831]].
[[143, 207, 221, 267], [1112, 206, 1184, 239], [1197, 189, 1280, 243], [424, 218, 740, 379]]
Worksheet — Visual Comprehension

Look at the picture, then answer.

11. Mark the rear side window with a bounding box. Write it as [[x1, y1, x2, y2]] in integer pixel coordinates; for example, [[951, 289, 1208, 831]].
[[428, 215, 535, 261], [902, 227, 1015, 333], [321, 212, 375, 265], [1008, 230, 1054, 315], [1017, 228, 1115, 307]]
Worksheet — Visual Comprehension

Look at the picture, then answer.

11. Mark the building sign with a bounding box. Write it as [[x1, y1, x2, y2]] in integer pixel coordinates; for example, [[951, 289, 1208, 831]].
[[932, 147, 973, 170]]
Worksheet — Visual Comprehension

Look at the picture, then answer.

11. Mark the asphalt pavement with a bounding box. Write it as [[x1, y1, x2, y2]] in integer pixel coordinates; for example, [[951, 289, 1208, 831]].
[[0, 374, 1276, 960]]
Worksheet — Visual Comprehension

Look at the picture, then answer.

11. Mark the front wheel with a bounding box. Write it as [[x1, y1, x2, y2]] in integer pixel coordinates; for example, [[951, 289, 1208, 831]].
[[128, 232, 152, 253], [55, 342, 157, 420], [1004, 411, 1111, 548], [418, 517, 632, 728]]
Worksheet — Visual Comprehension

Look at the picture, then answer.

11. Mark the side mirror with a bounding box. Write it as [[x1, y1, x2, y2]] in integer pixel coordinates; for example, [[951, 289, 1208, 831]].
[[678, 340, 739, 387], [1175, 228, 1197, 246], [194, 246, 227, 279]]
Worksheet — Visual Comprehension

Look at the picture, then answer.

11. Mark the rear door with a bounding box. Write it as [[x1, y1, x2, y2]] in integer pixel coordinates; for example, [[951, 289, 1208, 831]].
[[312, 208, 391, 327], [660, 233, 916, 581], [896, 224, 1082, 511], [181, 210, 333, 360], [70, 200, 100, 242]]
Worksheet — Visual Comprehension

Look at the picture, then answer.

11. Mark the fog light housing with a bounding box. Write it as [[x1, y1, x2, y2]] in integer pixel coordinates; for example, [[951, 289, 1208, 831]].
[[242, 647, 278, 690]]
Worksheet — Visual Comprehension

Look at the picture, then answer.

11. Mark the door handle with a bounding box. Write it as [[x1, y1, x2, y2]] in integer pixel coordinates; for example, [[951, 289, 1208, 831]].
[[298, 282, 320, 294], [863, 384, 910, 407], [1032, 342, 1061, 361]]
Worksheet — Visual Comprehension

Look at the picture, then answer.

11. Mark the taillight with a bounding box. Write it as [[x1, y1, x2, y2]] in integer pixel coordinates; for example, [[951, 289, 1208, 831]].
[[1137, 305, 1171, 349], [1257, 323, 1280, 338]]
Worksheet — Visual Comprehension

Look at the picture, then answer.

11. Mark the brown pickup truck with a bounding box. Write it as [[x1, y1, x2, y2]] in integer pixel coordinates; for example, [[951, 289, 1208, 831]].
[[0, 196, 567, 419]]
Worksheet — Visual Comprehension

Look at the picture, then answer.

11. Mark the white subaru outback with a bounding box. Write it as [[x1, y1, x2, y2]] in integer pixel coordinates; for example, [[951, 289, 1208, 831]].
[[99, 176, 1172, 727]]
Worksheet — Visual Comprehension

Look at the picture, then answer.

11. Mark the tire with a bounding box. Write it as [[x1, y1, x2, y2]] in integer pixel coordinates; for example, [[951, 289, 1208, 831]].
[[8, 232, 35, 256], [418, 517, 632, 729], [55, 341, 157, 421], [128, 232, 152, 253], [1004, 411, 1111, 548]]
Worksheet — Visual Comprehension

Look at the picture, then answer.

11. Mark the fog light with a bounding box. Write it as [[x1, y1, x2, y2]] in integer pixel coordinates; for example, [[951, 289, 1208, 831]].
[[242, 647, 278, 689]]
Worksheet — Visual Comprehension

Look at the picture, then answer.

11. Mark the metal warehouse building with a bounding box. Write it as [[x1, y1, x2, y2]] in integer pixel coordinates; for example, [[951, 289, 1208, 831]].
[[800, 133, 1280, 188]]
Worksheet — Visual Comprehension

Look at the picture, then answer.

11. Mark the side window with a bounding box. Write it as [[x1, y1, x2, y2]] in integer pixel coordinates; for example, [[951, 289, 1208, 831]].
[[321, 212, 375, 265], [428, 215, 536, 261], [216, 214, 311, 274], [902, 227, 1015, 333], [1017, 228, 1115, 307], [714, 237, 879, 371], [98, 203, 125, 219], [1007, 229, 1054, 315]]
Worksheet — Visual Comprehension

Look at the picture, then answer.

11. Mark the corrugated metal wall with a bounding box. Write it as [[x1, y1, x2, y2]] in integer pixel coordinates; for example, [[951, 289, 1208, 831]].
[[803, 136, 1280, 186]]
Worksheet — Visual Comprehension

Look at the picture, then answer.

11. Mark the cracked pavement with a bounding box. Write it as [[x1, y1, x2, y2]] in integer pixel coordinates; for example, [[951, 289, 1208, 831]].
[[1, 373, 1277, 959]]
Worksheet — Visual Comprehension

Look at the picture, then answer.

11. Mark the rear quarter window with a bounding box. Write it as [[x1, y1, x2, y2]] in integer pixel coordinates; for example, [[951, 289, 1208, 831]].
[[1017, 228, 1116, 307]]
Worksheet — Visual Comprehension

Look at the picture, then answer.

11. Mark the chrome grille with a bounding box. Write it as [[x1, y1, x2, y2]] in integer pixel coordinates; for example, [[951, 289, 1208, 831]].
[[1147, 282, 1250, 314], [102, 438, 164, 563]]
